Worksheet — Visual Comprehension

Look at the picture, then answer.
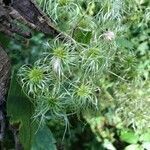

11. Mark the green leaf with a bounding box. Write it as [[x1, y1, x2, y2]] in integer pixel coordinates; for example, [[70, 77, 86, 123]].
[[7, 74, 56, 150], [116, 38, 134, 49], [7, 74, 37, 150], [124, 144, 143, 150], [142, 142, 150, 150], [120, 130, 139, 144], [137, 42, 149, 55], [103, 139, 116, 150], [31, 125, 57, 150], [140, 132, 150, 142], [73, 28, 92, 44]]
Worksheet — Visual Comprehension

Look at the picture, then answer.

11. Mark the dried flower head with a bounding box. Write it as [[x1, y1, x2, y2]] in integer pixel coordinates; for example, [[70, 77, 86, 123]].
[[103, 31, 116, 41]]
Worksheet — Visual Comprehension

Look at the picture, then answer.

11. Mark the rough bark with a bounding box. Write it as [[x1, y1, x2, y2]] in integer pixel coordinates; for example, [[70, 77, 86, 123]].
[[11, 0, 61, 37], [0, 45, 11, 145], [0, 45, 11, 105]]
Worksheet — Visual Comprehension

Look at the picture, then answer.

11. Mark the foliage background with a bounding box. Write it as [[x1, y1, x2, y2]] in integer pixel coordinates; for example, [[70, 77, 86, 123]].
[[0, 0, 149, 149]]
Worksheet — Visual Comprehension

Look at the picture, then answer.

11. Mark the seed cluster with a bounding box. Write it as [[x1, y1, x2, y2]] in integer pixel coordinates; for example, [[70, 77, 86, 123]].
[[18, 0, 150, 132]]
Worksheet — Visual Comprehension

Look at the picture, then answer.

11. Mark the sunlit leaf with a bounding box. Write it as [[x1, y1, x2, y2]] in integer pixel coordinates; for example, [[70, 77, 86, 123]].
[[124, 144, 142, 150], [120, 129, 139, 144]]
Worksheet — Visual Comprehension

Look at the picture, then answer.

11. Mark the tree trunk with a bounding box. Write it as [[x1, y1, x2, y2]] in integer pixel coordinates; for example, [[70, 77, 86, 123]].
[[0, 44, 11, 148]]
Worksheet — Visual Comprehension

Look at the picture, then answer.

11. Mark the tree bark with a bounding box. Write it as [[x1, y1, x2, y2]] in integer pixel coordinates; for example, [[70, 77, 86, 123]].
[[0, 44, 11, 149]]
